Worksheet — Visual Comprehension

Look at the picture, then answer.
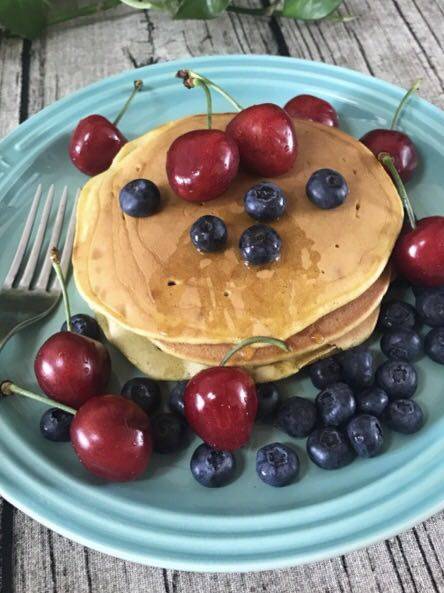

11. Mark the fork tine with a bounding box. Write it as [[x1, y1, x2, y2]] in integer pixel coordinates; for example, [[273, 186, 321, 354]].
[[18, 185, 55, 290], [3, 184, 42, 289], [51, 188, 79, 291], [35, 186, 68, 291]]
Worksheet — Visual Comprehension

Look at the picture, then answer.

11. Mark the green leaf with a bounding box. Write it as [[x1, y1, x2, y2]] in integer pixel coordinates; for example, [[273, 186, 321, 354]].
[[174, 0, 230, 19], [0, 0, 50, 39], [281, 0, 343, 20]]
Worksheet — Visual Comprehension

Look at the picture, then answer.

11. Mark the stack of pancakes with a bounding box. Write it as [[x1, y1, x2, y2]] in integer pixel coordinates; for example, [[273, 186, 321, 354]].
[[72, 114, 403, 382]]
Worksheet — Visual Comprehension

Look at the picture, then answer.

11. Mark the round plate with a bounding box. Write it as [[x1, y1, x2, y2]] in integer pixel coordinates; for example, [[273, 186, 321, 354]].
[[0, 56, 443, 572]]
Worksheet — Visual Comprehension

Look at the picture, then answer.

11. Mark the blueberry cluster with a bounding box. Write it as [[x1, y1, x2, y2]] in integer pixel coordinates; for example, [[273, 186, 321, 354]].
[[189, 182, 286, 265]]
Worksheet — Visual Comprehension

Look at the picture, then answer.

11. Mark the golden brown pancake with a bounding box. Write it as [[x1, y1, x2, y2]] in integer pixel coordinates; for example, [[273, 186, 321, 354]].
[[97, 307, 379, 383], [152, 267, 390, 366], [73, 114, 402, 344]]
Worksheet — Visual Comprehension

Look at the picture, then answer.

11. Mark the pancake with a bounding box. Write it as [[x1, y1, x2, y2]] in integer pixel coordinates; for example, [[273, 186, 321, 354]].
[[97, 307, 379, 383], [73, 114, 403, 345], [152, 267, 390, 366]]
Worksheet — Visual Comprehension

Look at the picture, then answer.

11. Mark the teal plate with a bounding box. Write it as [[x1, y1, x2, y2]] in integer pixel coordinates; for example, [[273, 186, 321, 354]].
[[0, 55, 443, 572]]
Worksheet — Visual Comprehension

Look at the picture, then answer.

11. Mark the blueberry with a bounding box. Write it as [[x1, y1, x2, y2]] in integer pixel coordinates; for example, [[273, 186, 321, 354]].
[[376, 360, 417, 399], [338, 346, 375, 389], [309, 356, 343, 390], [61, 314, 101, 341], [385, 399, 424, 434], [378, 300, 416, 331], [415, 287, 444, 326], [119, 178, 161, 217], [239, 224, 282, 266], [244, 182, 287, 222], [276, 396, 317, 438], [256, 443, 299, 487], [316, 382, 356, 427], [356, 387, 389, 416], [424, 327, 444, 364], [380, 328, 423, 362], [347, 414, 384, 458], [307, 427, 355, 470], [168, 381, 187, 416], [306, 168, 349, 210], [40, 408, 73, 442], [190, 443, 236, 487], [151, 413, 188, 454], [121, 377, 161, 415], [256, 382, 281, 421], [189, 215, 227, 253]]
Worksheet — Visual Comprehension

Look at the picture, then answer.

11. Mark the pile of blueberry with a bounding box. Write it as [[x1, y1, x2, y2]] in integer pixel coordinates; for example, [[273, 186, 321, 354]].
[[39, 284, 443, 488], [119, 168, 349, 268]]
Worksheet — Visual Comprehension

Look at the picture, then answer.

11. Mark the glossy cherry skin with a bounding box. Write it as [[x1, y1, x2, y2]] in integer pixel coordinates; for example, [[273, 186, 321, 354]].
[[226, 103, 297, 177], [71, 395, 152, 481], [166, 129, 239, 202], [34, 332, 111, 409], [284, 94, 339, 127], [360, 129, 418, 182], [184, 367, 258, 451], [69, 115, 127, 176], [393, 216, 444, 287]]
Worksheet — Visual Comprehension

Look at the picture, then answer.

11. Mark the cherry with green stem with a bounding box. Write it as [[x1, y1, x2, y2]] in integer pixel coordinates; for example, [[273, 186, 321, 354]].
[[69, 79, 143, 176], [1, 381, 152, 482], [361, 80, 420, 182], [34, 248, 111, 409], [379, 153, 444, 287], [184, 336, 289, 451]]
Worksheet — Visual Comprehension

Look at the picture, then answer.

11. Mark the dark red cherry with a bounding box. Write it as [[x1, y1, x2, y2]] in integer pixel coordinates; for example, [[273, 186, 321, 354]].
[[226, 103, 297, 177], [184, 367, 257, 451], [360, 129, 418, 182], [70, 394, 152, 481], [284, 94, 338, 127], [34, 332, 111, 409], [166, 129, 239, 202], [69, 80, 142, 176], [393, 216, 444, 287], [69, 115, 126, 176]]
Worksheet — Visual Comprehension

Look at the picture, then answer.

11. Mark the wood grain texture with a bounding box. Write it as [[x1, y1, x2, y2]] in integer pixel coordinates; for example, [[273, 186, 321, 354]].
[[1, 1, 444, 591]]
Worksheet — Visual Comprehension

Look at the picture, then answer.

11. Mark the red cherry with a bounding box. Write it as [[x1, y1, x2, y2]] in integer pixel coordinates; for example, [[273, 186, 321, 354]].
[[166, 129, 239, 202], [71, 394, 152, 481], [69, 115, 126, 176], [393, 216, 444, 287], [360, 129, 418, 182], [69, 80, 142, 176], [284, 94, 339, 127], [34, 332, 111, 409], [184, 366, 257, 451], [226, 103, 298, 177]]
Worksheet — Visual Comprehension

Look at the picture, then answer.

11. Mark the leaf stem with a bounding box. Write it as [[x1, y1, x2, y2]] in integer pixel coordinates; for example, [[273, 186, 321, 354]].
[[220, 336, 289, 367], [379, 153, 416, 230], [113, 80, 143, 127], [1, 381, 76, 415], [51, 247, 72, 332], [177, 69, 243, 112], [390, 79, 421, 130]]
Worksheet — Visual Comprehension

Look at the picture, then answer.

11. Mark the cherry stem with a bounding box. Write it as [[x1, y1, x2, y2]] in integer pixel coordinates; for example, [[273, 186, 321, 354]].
[[50, 247, 72, 332], [220, 336, 290, 367], [177, 70, 243, 113], [379, 153, 417, 230], [0, 381, 76, 415], [390, 79, 421, 130], [112, 80, 143, 127], [194, 78, 213, 129]]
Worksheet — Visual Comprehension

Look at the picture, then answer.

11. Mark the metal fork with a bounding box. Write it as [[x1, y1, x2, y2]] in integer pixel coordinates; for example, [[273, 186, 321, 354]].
[[0, 185, 78, 352]]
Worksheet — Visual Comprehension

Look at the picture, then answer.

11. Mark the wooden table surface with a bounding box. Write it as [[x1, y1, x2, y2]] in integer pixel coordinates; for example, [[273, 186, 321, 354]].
[[1, 1, 444, 591]]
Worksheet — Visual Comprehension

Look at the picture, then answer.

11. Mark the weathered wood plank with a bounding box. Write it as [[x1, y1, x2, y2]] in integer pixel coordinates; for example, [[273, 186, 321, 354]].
[[277, 0, 444, 109], [0, 35, 25, 138]]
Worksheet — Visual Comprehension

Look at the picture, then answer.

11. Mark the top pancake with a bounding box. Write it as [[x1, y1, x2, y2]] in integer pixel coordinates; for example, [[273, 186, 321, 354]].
[[73, 113, 403, 344]]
